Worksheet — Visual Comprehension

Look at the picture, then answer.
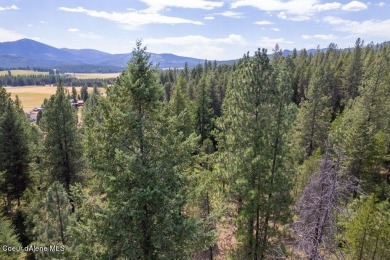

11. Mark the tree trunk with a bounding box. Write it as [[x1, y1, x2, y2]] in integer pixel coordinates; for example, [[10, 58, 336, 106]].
[[55, 187, 66, 245]]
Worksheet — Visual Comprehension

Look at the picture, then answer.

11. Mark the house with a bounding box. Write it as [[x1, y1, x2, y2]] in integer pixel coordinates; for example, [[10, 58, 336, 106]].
[[76, 100, 84, 108]]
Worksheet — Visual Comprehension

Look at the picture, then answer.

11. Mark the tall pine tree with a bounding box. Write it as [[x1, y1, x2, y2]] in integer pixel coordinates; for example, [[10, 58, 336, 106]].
[[0, 89, 30, 211], [40, 83, 80, 194], [217, 50, 294, 258], [86, 41, 205, 258]]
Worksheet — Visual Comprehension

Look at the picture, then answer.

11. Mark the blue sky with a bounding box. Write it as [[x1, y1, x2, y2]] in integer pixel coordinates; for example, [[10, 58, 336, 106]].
[[0, 0, 389, 60]]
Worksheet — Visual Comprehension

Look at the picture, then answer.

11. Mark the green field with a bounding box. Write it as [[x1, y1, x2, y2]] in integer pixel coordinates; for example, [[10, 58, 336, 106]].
[[0, 70, 49, 76]]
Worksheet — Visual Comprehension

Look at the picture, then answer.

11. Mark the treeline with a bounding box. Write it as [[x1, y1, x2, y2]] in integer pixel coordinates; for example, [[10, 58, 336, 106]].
[[1, 39, 389, 259], [0, 74, 116, 87]]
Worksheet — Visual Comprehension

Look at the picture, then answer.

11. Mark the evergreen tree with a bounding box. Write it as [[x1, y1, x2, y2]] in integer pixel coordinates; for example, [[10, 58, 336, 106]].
[[292, 66, 332, 157], [332, 47, 390, 197], [187, 139, 221, 259], [66, 183, 107, 259], [87, 41, 205, 258], [217, 50, 294, 258], [344, 195, 390, 259], [0, 213, 26, 260], [168, 74, 194, 138], [342, 38, 364, 101], [0, 89, 30, 211], [71, 86, 77, 101], [36, 109, 43, 125], [195, 75, 214, 145], [32, 181, 71, 259], [93, 85, 100, 95], [40, 83, 80, 194], [80, 85, 89, 101]]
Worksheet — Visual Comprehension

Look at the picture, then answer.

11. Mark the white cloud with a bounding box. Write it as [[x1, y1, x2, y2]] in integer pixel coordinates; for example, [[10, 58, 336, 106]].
[[323, 16, 390, 37], [146, 34, 245, 45], [257, 37, 294, 51], [231, 0, 341, 15], [271, 27, 280, 31], [314, 2, 343, 11], [139, 0, 223, 12], [277, 11, 311, 21], [39, 20, 48, 24], [0, 28, 24, 42], [67, 28, 79, 32], [79, 32, 102, 39], [231, 0, 367, 21], [144, 34, 246, 60], [302, 34, 337, 40], [211, 11, 244, 18], [254, 20, 274, 25], [341, 1, 368, 11], [59, 6, 203, 26], [204, 16, 215, 20], [0, 5, 18, 11], [377, 2, 385, 6]]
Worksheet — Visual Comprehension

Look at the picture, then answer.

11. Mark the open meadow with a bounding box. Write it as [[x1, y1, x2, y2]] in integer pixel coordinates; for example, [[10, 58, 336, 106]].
[[0, 70, 119, 79], [4, 85, 104, 111], [72, 73, 120, 79], [0, 70, 49, 76]]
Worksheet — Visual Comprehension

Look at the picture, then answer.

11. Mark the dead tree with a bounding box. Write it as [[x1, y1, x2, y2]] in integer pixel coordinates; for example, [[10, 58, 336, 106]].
[[294, 149, 356, 259]]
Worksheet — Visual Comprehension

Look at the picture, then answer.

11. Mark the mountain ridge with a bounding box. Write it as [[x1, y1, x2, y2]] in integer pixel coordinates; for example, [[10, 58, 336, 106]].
[[0, 39, 224, 71], [4, 38, 387, 72]]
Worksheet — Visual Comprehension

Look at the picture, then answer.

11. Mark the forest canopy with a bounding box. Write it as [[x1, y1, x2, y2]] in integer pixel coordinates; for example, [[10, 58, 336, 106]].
[[1, 39, 390, 259]]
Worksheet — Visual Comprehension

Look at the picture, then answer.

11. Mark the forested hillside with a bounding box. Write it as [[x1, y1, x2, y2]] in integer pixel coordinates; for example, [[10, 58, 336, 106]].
[[1, 39, 389, 259]]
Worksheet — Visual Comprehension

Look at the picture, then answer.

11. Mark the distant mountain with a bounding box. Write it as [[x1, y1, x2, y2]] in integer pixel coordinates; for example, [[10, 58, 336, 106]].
[[0, 39, 225, 71]]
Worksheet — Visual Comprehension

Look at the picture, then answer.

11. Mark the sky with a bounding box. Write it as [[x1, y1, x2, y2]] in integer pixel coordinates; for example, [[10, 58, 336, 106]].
[[0, 0, 389, 60]]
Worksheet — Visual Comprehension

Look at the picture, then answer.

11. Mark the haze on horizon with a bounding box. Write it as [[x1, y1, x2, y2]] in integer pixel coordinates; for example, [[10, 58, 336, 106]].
[[0, 0, 389, 60]]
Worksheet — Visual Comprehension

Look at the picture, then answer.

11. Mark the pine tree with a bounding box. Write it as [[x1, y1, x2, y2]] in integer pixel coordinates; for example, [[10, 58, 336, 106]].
[[40, 83, 80, 194], [217, 50, 294, 258], [195, 75, 214, 145], [32, 181, 71, 259], [93, 85, 100, 95], [344, 195, 390, 259], [71, 86, 77, 101], [342, 38, 364, 101], [0, 213, 26, 260], [168, 74, 194, 138], [86, 41, 205, 258], [80, 85, 89, 101], [292, 66, 332, 158], [0, 89, 30, 211], [187, 139, 222, 259], [332, 47, 390, 196], [65, 183, 107, 259]]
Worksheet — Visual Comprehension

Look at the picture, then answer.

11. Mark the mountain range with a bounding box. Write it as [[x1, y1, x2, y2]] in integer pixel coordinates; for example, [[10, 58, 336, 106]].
[[4, 39, 387, 73], [0, 39, 234, 72]]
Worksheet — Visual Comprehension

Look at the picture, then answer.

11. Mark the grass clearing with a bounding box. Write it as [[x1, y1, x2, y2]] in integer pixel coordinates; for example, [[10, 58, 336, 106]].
[[0, 70, 119, 78], [72, 73, 120, 79], [4, 86, 105, 112], [0, 70, 49, 76]]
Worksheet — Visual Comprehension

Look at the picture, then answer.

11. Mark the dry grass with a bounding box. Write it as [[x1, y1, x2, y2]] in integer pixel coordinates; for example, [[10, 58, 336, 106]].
[[4, 86, 104, 112], [72, 73, 120, 79], [0, 70, 49, 76], [0, 70, 119, 79]]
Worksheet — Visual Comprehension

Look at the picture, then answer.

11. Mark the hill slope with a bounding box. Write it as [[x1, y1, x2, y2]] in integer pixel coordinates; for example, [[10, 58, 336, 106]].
[[0, 39, 217, 70]]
